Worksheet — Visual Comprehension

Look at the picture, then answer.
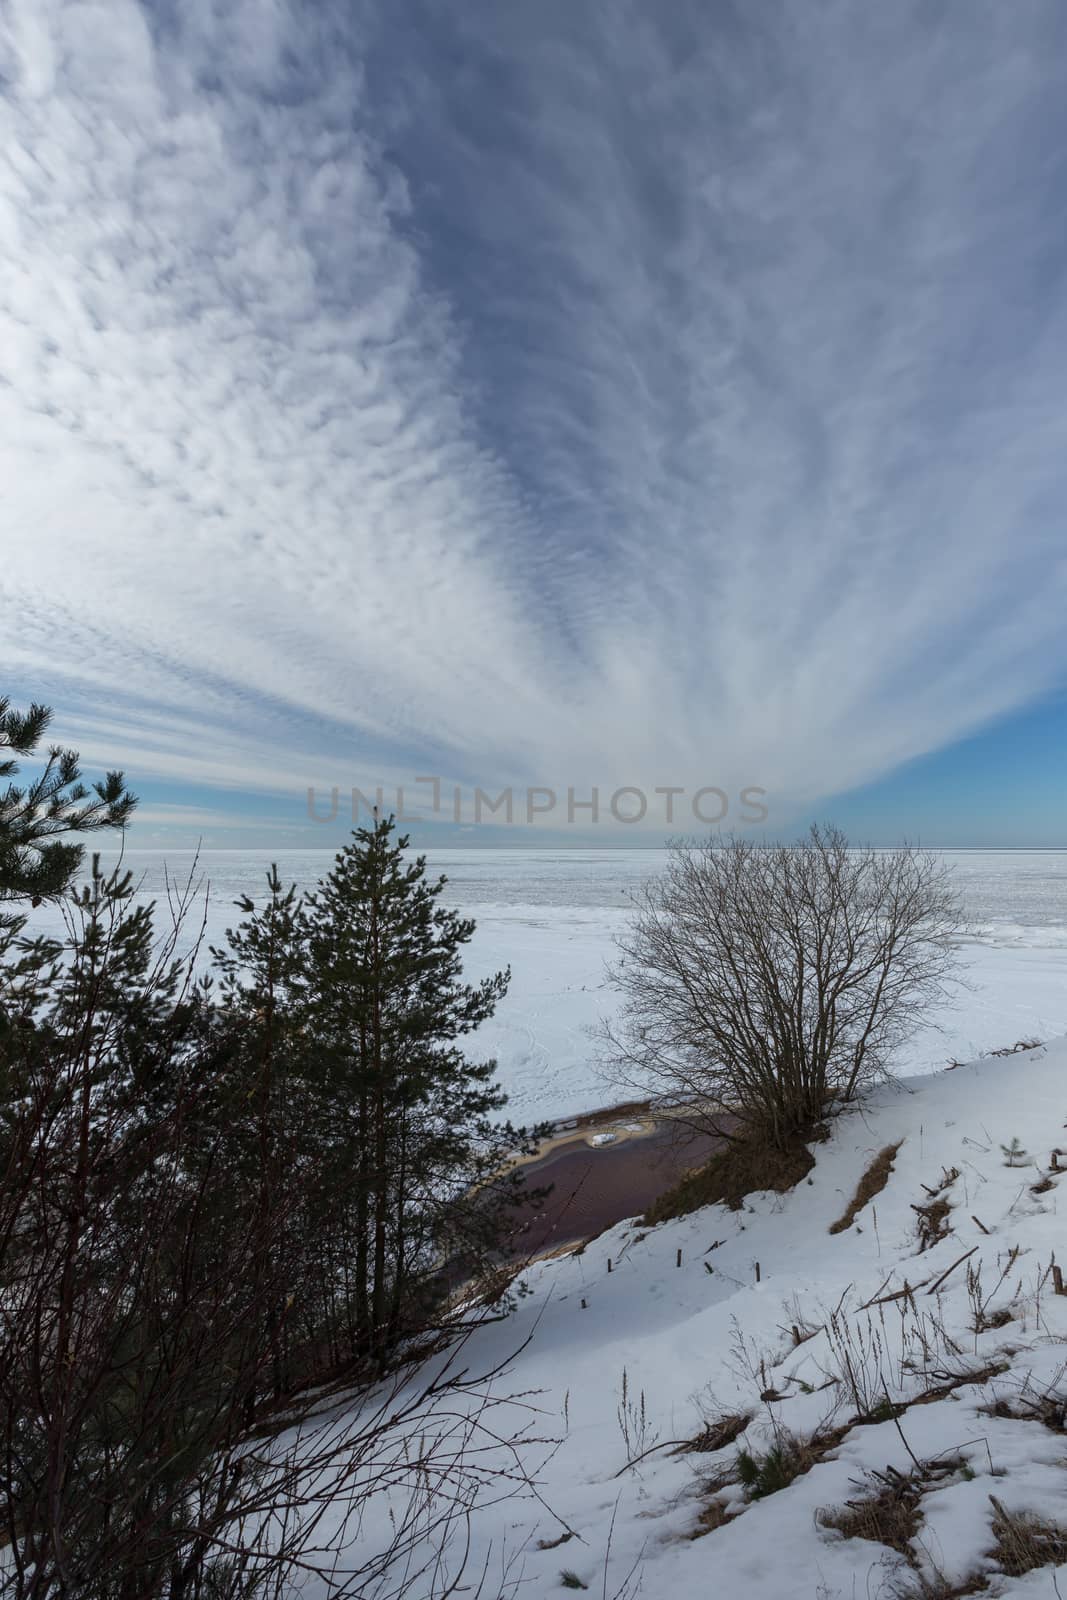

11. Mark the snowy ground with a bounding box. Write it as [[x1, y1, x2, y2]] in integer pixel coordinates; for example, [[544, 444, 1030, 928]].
[[305, 1039, 1067, 1599], [34, 844, 1066, 1592]]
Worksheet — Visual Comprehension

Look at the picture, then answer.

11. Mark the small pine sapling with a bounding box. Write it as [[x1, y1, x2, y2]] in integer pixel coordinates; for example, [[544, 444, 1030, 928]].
[[1001, 1136, 1030, 1168]]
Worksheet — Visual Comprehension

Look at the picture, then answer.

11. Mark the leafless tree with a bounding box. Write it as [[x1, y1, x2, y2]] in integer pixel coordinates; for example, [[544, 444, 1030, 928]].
[[603, 826, 963, 1148]]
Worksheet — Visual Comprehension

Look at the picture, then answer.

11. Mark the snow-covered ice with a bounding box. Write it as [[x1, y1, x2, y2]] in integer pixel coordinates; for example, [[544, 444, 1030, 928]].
[[27, 846, 1067, 1123]]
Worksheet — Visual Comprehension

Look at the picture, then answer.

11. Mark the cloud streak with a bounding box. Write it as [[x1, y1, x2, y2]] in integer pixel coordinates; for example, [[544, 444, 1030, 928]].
[[2, 0, 1067, 829]]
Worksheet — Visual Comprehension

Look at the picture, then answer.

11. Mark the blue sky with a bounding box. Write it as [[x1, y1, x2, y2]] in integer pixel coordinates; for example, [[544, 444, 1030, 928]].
[[2, 1, 1067, 848]]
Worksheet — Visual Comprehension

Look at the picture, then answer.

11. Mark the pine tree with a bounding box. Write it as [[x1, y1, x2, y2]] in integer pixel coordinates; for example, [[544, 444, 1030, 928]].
[[211, 868, 313, 1397], [1000, 1135, 1029, 1168], [212, 865, 308, 1162], [0, 724, 544, 1590], [301, 816, 513, 1360], [0, 853, 339, 1591], [0, 696, 136, 923]]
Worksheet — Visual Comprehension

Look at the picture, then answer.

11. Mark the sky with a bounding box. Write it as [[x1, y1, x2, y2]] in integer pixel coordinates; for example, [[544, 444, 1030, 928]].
[[2, 0, 1067, 848]]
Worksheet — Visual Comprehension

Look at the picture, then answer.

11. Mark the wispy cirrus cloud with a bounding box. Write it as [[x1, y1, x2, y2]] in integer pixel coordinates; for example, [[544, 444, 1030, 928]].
[[2, 0, 1067, 832]]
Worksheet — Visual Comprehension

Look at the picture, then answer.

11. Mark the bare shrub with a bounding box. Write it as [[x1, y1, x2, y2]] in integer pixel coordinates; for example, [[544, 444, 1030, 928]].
[[912, 1196, 953, 1251], [616, 1367, 660, 1466], [982, 1365, 1067, 1433], [604, 827, 961, 1150], [821, 1302, 904, 1422], [819, 1294, 996, 1422], [964, 1259, 1016, 1336]]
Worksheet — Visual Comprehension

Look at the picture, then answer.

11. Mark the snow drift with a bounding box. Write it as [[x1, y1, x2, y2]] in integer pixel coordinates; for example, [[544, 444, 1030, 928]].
[[313, 1037, 1067, 1599]]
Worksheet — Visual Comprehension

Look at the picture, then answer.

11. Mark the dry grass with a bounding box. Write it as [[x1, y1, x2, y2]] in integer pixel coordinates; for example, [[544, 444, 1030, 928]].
[[987, 1495, 1067, 1576], [886, 1570, 988, 1600], [644, 1125, 824, 1224], [820, 1457, 967, 1557], [679, 1409, 752, 1455], [829, 1142, 902, 1234], [537, 1530, 576, 1552], [686, 1459, 745, 1539], [688, 1496, 741, 1538], [878, 1491, 1067, 1596], [820, 1468, 922, 1553], [833, 1463, 1067, 1598]]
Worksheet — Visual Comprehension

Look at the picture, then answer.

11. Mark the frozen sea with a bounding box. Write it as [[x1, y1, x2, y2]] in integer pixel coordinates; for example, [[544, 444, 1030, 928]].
[[22, 848, 1067, 1123]]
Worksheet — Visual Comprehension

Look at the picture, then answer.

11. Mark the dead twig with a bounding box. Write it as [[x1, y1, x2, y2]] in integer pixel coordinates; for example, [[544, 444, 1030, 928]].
[[926, 1246, 979, 1295]]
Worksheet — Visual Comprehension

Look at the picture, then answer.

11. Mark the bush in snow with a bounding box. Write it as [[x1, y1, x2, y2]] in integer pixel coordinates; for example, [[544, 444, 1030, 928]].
[[604, 825, 962, 1149]]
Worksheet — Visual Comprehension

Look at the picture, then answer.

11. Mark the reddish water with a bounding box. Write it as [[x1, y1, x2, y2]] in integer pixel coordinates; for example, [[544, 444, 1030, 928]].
[[504, 1124, 725, 1257]]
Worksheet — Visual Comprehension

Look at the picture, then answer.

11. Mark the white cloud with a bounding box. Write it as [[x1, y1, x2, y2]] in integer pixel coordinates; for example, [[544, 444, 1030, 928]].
[[1, 0, 1066, 829]]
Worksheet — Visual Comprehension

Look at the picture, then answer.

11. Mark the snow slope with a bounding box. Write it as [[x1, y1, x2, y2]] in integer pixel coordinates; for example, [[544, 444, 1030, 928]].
[[326, 1040, 1067, 1599]]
